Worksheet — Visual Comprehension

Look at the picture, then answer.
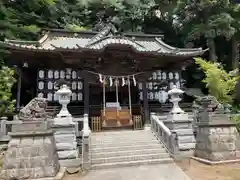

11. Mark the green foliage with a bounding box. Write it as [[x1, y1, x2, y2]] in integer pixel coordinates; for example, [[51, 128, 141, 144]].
[[174, 0, 236, 41], [0, 66, 16, 116], [195, 57, 239, 104]]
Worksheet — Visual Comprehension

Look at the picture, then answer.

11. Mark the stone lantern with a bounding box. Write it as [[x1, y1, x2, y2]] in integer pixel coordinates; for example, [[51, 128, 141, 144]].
[[56, 84, 72, 118], [168, 85, 184, 114]]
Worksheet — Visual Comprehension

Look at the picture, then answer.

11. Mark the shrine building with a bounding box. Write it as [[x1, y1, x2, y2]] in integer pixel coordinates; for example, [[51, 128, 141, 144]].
[[1, 24, 207, 130]]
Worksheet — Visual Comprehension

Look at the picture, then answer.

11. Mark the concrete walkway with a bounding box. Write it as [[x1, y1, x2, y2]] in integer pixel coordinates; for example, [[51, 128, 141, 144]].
[[82, 163, 192, 180]]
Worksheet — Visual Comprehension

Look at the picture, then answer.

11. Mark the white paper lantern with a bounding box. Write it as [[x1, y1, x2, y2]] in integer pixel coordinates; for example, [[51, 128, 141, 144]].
[[38, 81, 44, 90], [72, 71, 77, 79], [54, 70, 59, 79], [66, 68, 71, 79], [60, 70, 65, 78], [146, 92, 149, 99], [175, 72, 179, 79], [72, 92, 76, 101], [162, 72, 167, 79], [176, 81, 181, 88], [78, 82, 83, 90], [72, 81, 77, 90], [54, 93, 58, 101], [139, 92, 143, 100], [48, 70, 53, 79], [38, 93, 44, 98], [153, 82, 157, 89], [149, 92, 154, 100], [148, 82, 153, 90], [47, 93, 53, 101], [78, 92, 83, 101], [159, 90, 168, 103], [54, 83, 58, 90], [138, 83, 142, 90], [47, 81, 53, 89], [152, 72, 157, 80], [38, 70, 44, 79]]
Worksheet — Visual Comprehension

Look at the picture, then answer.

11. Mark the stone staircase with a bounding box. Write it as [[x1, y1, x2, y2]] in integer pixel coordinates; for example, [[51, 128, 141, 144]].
[[90, 130, 173, 169]]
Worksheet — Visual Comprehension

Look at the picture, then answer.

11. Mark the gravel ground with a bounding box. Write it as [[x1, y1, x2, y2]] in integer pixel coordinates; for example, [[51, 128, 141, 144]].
[[177, 159, 240, 180]]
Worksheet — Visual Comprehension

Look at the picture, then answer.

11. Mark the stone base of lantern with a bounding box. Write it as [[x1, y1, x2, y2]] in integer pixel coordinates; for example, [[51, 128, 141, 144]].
[[164, 112, 196, 152], [51, 118, 80, 168]]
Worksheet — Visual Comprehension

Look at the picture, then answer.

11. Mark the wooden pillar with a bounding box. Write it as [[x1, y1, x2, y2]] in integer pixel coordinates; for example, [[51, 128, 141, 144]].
[[16, 67, 22, 112], [142, 82, 149, 124], [84, 72, 89, 115]]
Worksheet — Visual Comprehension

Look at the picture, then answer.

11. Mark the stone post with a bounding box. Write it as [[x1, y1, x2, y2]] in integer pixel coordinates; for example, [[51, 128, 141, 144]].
[[82, 114, 91, 170], [195, 98, 240, 161], [0, 117, 7, 137]]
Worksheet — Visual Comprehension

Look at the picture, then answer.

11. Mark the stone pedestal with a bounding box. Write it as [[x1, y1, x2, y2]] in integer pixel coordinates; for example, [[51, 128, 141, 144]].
[[52, 117, 79, 167], [195, 111, 240, 161], [164, 113, 196, 151], [0, 121, 64, 180]]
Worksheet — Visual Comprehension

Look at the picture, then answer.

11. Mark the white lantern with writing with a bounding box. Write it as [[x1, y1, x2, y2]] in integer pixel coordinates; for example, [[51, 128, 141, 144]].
[[56, 84, 72, 118]]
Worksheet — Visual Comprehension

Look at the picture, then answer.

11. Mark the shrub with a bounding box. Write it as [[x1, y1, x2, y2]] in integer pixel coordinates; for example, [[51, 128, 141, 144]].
[[0, 66, 16, 116]]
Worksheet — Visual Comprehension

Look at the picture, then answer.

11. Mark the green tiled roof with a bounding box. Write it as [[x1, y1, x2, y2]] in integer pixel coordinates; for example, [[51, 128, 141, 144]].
[[1, 24, 208, 56]]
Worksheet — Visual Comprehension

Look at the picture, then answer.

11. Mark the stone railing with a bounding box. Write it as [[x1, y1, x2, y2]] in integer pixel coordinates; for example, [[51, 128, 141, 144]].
[[150, 112, 179, 158], [0, 117, 23, 150]]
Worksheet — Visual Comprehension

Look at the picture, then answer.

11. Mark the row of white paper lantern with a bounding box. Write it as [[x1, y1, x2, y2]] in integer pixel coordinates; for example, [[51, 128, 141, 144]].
[[149, 71, 180, 80], [38, 69, 82, 79], [139, 91, 169, 102], [138, 81, 180, 90], [38, 81, 83, 90], [37, 92, 83, 101]]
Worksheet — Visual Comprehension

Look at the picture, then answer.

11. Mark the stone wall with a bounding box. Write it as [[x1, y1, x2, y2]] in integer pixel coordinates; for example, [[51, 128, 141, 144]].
[[0, 130, 60, 179], [195, 125, 240, 161]]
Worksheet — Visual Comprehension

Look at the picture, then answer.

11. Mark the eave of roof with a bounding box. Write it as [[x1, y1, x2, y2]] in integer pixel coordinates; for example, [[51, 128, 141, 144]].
[[1, 24, 208, 57]]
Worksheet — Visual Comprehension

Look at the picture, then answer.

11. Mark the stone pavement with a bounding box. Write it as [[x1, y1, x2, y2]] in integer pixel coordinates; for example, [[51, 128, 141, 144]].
[[82, 163, 192, 180]]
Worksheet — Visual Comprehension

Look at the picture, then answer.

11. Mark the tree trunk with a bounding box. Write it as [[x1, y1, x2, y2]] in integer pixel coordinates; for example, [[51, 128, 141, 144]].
[[231, 37, 239, 70], [207, 38, 217, 61]]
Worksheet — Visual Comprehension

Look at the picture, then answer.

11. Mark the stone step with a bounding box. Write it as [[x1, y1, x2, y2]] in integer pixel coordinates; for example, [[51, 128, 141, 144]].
[[91, 152, 170, 164], [59, 158, 82, 168], [91, 133, 154, 141], [57, 150, 78, 159], [178, 135, 196, 144], [91, 143, 164, 153], [91, 130, 148, 136], [179, 142, 196, 150], [91, 148, 167, 158], [91, 137, 154, 144], [91, 139, 159, 148], [91, 158, 173, 170], [174, 129, 194, 136]]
